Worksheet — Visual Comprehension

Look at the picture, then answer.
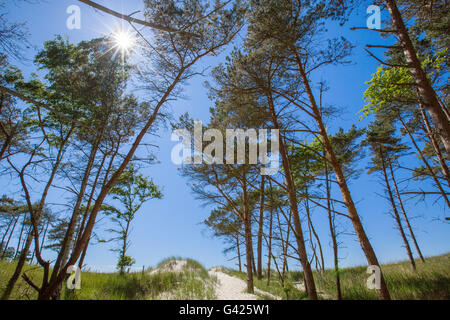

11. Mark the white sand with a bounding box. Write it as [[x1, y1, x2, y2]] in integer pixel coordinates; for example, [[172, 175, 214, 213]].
[[208, 268, 281, 300]]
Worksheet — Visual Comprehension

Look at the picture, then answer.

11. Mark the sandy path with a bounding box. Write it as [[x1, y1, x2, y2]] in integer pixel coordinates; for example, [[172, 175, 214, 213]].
[[208, 268, 281, 300]]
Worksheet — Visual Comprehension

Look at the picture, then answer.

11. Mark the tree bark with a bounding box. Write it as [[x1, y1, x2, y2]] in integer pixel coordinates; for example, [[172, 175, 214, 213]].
[[236, 234, 242, 272], [380, 146, 416, 272], [399, 116, 450, 207], [1, 126, 73, 300], [266, 194, 273, 286], [242, 173, 254, 293], [257, 176, 265, 280], [418, 102, 450, 187], [388, 161, 425, 263], [325, 162, 342, 300], [0, 216, 18, 259], [294, 50, 390, 299], [384, 0, 450, 155], [267, 92, 318, 300]]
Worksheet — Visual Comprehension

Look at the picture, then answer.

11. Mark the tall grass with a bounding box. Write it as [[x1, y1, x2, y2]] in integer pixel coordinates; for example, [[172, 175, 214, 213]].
[[313, 253, 450, 300], [0, 257, 217, 300], [218, 253, 450, 300]]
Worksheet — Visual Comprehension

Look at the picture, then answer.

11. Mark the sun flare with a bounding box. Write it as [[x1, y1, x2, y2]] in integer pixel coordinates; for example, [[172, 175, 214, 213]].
[[113, 30, 135, 52]]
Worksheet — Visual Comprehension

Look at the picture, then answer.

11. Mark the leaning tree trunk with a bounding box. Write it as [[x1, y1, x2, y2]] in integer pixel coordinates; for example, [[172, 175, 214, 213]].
[[418, 102, 450, 187], [14, 215, 27, 259], [51, 137, 101, 288], [236, 234, 242, 272], [0, 218, 15, 256], [267, 94, 318, 300], [305, 185, 325, 271], [384, 0, 450, 155], [388, 161, 425, 263], [380, 147, 416, 272], [1, 216, 18, 259], [294, 51, 391, 299], [325, 162, 342, 300], [1, 125, 74, 300], [398, 116, 450, 207]]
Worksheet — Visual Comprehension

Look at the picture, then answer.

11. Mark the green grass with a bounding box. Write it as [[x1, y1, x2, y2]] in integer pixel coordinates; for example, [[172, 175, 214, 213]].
[[0, 258, 217, 300], [312, 253, 450, 300], [1, 254, 449, 300], [217, 253, 450, 300]]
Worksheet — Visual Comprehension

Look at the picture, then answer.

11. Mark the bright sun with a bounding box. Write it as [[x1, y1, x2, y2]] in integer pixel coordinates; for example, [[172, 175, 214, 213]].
[[113, 30, 135, 51]]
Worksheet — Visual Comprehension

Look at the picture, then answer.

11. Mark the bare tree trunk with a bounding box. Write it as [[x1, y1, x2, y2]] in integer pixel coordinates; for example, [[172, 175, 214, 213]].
[[257, 176, 265, 280], [294, 51, 390, 299], [399, 116, 450, 207], [1, 216, 18, 259], [384, 0, 450, 155], [0, 218, 15, 253], [266, 195, 274, 286], [236, 235, 242, 272], [14, 215, 27, 259], [305, 186, 325, 271], [325, 162, 342, 300], [380, 147, 416, 272], [51, 137, 102, 286], [281, 209, 292, 285], [1, 126, 73, 300], [39, 72, 184, 300], [242, 174, 254, 293], [418, 102, 450, 186], [77, 237, 90, 270], [267, 93, 318, 299], [388, 162, 425, 263]]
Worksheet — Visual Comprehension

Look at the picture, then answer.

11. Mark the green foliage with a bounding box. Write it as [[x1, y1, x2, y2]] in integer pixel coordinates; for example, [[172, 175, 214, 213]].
[[117, 254, 136, 274], [362, 66, 415, 118], [362, 49, 447, 119], [103, 165, 162, 273]]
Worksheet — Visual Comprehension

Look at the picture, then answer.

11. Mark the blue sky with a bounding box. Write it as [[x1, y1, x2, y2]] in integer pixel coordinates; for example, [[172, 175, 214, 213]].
[[1, 0, 449, 272]]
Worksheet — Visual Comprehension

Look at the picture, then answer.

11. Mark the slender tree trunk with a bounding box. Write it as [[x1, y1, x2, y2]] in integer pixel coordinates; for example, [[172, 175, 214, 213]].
[[242, 174, 254, 293], [267, 93, 318, 299], [0, 218, 15, 252], [384, 0, 450, 155], [418, 102, 450, 186], [14, 215, 27, 259], [39, 70, 186, 300], [236, 234, 242, 272], [1, 217, 18, 259], [388, 162, 425, 263], [1, 126, 73, 300], [77, 237, 90, 270], [120, 220, 131, 274], [399, 116, 450, 207], [305, 186, 325, 271], [380, 147, 416, 272], [294, 51, 390, 299], [257, 176, 265, 280], [33, 222, 49, 265], [325, 162, 342, 300], [52, 137, 102, 285], [266, 198, 273, 286], [244, 212, 254, 293], [281, 210, 292, 285]]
